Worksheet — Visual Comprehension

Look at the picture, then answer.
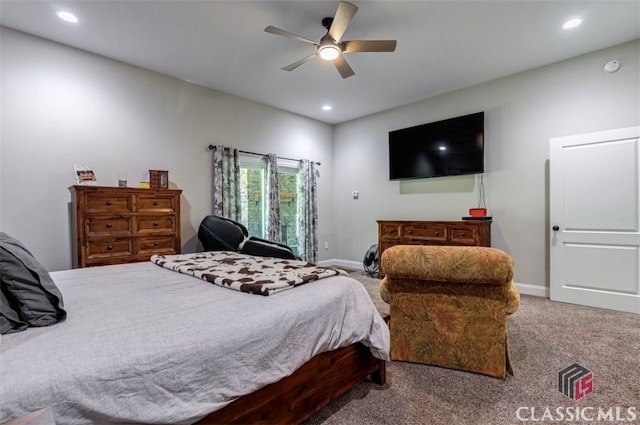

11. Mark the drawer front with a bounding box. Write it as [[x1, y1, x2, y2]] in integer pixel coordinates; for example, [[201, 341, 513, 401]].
[[137, 215, 176, 233], [85, 216, 132, 236], [137, 236, 178, 256], [85, 238, 133, 261], [379, 224, 401, 240], [136, 195, 176, 213], [402, 224, 447, 242], [450, 226, 478, 245], [85, 194, 132, 213]]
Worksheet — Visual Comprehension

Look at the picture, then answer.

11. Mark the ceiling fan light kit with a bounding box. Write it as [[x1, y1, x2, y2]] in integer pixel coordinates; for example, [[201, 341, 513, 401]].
[[318, 45, 341, 61], [264, 1, 397, 79]]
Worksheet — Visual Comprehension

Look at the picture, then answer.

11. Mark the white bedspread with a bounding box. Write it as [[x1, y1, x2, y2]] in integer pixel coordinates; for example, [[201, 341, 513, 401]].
[[0, 261, 389, 425]]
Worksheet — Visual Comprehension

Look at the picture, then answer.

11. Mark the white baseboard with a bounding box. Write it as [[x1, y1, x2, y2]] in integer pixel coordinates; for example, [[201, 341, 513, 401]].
[[515, 282, 549, 298], [318, 259, 363, 271], [319, 259, 548, 298]]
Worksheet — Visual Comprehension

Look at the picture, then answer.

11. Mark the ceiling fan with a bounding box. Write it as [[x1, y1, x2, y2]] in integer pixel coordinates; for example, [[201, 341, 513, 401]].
[[264, 1, 397, 79]]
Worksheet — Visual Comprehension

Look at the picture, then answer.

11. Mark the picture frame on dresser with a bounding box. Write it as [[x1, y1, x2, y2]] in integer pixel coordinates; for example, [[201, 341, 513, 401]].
[[69, 185, 181, 268]]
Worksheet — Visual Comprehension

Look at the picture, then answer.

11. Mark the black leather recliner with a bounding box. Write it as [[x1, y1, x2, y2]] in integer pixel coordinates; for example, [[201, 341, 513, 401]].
[[198, 215, 298, 260]]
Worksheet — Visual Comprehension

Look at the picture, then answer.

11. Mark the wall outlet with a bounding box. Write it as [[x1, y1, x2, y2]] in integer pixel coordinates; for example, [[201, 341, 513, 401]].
[[324, 241, 329, 250], [352, 190, 359, 199]]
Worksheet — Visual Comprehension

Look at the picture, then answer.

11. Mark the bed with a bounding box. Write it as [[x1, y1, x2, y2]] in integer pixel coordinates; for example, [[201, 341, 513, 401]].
[[0, 252, 389, 425]]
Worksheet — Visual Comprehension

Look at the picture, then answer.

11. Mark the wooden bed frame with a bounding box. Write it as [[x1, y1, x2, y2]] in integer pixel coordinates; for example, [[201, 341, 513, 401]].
[[196, 342, 386, 424]]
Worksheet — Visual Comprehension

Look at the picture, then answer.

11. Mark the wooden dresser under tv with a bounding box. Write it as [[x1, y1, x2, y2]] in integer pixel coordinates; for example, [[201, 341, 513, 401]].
[[377, 219, 491, 277], [69, 185, 182, 268]]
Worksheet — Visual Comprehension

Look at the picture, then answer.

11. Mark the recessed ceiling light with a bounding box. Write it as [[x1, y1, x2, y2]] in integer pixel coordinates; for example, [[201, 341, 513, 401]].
[[563, 18, 582, 30], [57, 11, 78, 23], [322, 105, 332, 111]]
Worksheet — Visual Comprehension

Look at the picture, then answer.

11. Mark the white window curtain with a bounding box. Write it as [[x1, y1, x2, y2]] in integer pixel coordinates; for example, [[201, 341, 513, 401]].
[[297, 159, 318, 263], [211, 145, 241, 220]]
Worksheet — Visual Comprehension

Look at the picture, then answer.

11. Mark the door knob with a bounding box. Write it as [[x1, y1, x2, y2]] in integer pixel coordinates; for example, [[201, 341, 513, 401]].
[[552, 225, 560, 231]]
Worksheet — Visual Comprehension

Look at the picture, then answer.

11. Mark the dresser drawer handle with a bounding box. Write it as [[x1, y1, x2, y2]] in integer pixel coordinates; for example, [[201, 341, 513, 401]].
[[407, 230, 412, 234], [153, 222, 159, 227], [460, 232, 465, 237], [107, 245, 113, 250], [153, 201, 158, 206], [106, 201, 112, 206], [153, 242, 159, 247], [106, 223, 112, 228], [434, 231, 439, 235]]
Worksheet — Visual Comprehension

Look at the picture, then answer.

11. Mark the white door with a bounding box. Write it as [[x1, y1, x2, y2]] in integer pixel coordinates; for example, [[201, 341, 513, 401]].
[[550, 126, 640, 314]]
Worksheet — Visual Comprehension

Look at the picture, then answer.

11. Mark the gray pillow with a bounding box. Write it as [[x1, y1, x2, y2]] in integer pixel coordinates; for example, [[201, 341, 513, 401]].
[[0, 286, 28, 334], [0, 232, 66, 331]]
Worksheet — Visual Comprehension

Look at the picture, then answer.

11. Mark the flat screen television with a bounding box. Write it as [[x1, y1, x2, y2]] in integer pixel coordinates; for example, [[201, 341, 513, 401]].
[[388, 112, 484, 180]]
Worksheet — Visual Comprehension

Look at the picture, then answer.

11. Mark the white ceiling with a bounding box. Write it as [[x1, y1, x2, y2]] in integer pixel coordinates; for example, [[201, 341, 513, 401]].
[[1, 1, 638, 124]]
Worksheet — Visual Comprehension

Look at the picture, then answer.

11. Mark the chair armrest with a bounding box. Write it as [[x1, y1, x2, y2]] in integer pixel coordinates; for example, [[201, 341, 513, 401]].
[[379, 276, 391, 304], [505, 280, 520, 314], [381, 245, 514, 285]]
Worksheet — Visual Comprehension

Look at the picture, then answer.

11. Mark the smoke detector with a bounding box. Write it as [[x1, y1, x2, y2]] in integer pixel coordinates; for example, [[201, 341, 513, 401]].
[[604, 60, 621, 73]]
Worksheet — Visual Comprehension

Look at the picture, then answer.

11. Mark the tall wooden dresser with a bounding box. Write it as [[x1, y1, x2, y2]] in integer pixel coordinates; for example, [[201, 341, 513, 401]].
[[69, 185, 182, 268], [377, 219, 491, 276]]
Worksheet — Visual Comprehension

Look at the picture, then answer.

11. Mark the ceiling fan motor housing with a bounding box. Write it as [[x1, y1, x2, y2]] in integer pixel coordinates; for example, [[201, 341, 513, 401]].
[[318, 33, 343, 59]]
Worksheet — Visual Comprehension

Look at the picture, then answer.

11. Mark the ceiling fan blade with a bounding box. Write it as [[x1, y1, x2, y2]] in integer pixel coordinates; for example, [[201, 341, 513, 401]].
[[343, 40, 397, 53], [334, 55, 355, 79], [328, 1, 358, 43], [264, 26, 318, 46], [282, 53, 318, 71]]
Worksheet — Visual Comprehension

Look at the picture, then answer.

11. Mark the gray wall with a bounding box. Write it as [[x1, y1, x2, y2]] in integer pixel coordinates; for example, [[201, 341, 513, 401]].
[[0, 28, 334, 271], [2, 26, 638, 291], [332, 39, 640, 292]]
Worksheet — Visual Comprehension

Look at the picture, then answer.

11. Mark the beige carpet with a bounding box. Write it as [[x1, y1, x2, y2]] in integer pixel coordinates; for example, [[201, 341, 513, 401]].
[[303, 270, 640, 425]]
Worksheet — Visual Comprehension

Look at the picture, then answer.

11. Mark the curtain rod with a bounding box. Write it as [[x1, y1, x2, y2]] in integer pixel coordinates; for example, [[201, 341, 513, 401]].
[[207, 145, 320, 165]]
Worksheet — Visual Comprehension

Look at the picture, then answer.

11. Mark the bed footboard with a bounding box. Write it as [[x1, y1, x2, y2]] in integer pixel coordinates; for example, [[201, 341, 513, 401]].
[[196, 342, 386, 425]]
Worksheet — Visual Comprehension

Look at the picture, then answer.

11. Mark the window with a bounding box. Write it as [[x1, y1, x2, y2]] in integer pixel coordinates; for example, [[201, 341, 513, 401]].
[[239, 158, 300, 256]]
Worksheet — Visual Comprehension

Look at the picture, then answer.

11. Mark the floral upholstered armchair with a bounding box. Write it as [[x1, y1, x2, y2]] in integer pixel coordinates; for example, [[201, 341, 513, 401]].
[[379, 245, 519, 379]]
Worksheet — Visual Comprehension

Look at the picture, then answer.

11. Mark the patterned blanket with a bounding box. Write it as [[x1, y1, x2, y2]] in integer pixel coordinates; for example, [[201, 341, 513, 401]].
[[150, 251, 346, 296]]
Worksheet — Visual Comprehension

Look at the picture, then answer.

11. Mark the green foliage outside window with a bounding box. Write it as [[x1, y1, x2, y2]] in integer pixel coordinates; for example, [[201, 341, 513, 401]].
[[239, 163, 299, 256]]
